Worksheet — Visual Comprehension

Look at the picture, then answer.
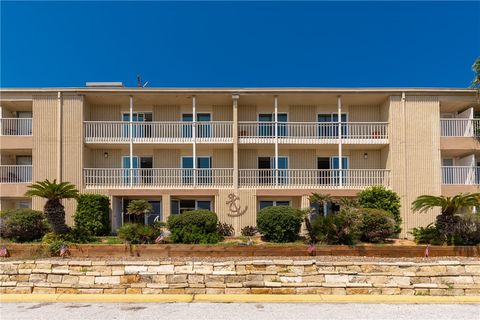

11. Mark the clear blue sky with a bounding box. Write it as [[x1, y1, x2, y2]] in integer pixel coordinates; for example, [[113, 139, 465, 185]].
[[1, 1, 479, 88]]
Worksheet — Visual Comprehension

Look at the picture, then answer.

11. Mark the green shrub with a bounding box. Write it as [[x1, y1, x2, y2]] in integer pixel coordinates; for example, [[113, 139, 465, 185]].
[[358, 208, 396, 243], [46, 240, 69, 257], [241, 226, 258, 237], [217, 222, 234, 237], [358, 186, 402, 235], [256, 206, 303, 243], [452, 213, 480, 245], [74, 194, 110, 236], [167, 210, 222, 244], [312, 209, 362, 245], [410, 224, 444, 245], [42, 228, 94, 244], [117, 223, 160, 244], [0, 209, 48, 242]]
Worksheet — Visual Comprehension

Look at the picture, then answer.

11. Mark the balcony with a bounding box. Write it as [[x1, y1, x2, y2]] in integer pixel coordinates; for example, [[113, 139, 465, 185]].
[[0, 118, 32, 136], [0, 165, 32, 183], [84, 121, 233, 144], [440, 119, 480, 137], [442, 166, 480, 185], [84, 168, 234, 188], [239, 169, 389, 188], [238, 122, 388, 144]]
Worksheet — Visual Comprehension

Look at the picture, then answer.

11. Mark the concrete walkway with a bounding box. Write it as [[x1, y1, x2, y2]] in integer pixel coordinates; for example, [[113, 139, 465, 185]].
[[1, 302, 479, 320]]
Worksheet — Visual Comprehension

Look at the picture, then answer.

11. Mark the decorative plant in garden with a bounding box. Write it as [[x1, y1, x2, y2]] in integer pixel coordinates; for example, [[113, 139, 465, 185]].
[[25, 179, 79, 234], [74, 194, 110, 236], [412, 193, 480, 244], [357, 186, 402, 235], [126, 199, 153, 216]]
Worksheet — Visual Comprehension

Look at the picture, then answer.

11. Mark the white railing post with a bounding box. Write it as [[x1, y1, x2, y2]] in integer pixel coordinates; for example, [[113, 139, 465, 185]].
[[129, 96, 134, 187], [192, 96, 197, 187], [337, 96, 343, 187], [274, 95, 279, 187]]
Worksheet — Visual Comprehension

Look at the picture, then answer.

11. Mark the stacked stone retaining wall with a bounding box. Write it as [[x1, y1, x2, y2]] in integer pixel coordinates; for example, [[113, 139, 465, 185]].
[[1, 259, 479, 296]]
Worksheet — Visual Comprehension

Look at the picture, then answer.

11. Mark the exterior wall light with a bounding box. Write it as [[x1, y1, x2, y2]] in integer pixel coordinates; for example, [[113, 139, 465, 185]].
[[363, 152, 368, 160], [104, 152, 109, 159]]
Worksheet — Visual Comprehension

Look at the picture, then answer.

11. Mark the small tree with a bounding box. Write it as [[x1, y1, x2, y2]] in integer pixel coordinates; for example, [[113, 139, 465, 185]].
[[412, 193, 480, 242], [357, 186, 402, 235], [309, 193, 333, 217], [74, 194, 110, 236], [25, 179, 79, 234], [126, 200, 153, 217]]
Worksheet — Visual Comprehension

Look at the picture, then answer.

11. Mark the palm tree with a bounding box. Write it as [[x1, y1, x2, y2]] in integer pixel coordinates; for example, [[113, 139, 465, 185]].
[[126, 200, 153, 216], [25, 179, 79, 234], [412, 193, 480, 241], [471, 57, 480, 88], [309, 193, 333, 217]]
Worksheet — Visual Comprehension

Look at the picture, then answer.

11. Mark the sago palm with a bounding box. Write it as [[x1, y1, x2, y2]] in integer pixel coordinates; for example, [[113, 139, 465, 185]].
[[126, 200, 153, 216], [412, 193, 480, 240], [25, 179, 79, 234]]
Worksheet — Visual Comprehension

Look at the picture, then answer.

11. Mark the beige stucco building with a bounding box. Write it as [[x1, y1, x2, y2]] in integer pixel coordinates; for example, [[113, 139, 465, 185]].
[[1, 85, 479, 237]]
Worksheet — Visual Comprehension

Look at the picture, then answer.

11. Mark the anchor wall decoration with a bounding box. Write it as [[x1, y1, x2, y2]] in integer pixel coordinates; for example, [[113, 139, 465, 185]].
[[226, 193, 248, 217]]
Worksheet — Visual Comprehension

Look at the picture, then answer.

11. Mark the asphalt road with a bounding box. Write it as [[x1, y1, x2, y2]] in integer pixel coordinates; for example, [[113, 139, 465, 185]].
[[1, 302, 479, 320]]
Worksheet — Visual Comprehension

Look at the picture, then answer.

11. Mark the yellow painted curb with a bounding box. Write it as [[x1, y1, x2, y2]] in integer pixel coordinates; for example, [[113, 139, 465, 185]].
[[0, 294, 479, 304], [194, 294, 480, 304]]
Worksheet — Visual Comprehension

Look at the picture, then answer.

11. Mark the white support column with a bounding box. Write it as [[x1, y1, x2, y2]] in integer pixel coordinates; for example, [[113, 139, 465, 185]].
[[337, 95, 343, 187], [57, 91, 63, 182], [129, 96, 134, 187], [274, 95, 279, 186], [192, 96, 197, 187], [232, 94, 239, 190]]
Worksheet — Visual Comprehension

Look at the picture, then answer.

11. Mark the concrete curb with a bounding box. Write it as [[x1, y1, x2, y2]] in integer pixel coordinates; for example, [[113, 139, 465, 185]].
[[1, 294, 480, 304]]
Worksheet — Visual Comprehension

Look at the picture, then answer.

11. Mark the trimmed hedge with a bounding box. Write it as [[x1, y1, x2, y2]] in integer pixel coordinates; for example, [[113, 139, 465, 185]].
[[358, 208, 396, 243], [167, 210, 222, 244], [0, 209, 48, 242], [358, 186, 402, 234], [256, 206, 303, 243], [74, 194, 110, 236]]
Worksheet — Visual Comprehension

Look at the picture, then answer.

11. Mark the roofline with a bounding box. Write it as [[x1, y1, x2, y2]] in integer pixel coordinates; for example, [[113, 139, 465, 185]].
[[0, 87, 478, 95]]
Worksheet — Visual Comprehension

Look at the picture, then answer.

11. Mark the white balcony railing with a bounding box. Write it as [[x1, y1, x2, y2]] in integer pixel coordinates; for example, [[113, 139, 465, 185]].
[[84, 168, 234, 188], [84, 121, 233, 143], [239, 169, 390, 188], [0, 118, 32, 136], [442, 166, 480, 185], [238, 122, 388, 143], [0, 165, 32, 183], [440, 119, 480, 137]]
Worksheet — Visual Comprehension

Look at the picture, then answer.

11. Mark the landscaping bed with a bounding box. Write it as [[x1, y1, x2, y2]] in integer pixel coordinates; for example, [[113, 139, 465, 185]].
[[2, 243, 479, 259]]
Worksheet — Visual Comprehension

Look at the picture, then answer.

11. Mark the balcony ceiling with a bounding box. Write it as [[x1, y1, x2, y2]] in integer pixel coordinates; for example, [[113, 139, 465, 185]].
[[83, 92, 393, 107]]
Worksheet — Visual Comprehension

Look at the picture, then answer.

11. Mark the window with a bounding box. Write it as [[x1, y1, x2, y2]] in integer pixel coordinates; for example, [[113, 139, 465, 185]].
[[181, 156, 212, 185], [258, 113, 287, 137], [259, 200, 290, 210], [122, 112, 153, 138], [182, 113, 211, 138], [258, 157, 288, 185], [196, 113, 212, 138], [318, 113, 347, 137], [171, 199, 212, 214], [16, 200, 31, 209], [122, 156, 153, 185]]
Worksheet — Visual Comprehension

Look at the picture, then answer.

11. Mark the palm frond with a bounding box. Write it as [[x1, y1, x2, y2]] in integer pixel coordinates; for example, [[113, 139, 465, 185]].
[[25, 179, 79, 201]]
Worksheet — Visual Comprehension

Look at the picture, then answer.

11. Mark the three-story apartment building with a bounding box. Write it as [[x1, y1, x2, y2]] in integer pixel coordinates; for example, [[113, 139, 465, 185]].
[[0, 85, 478, 237]]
